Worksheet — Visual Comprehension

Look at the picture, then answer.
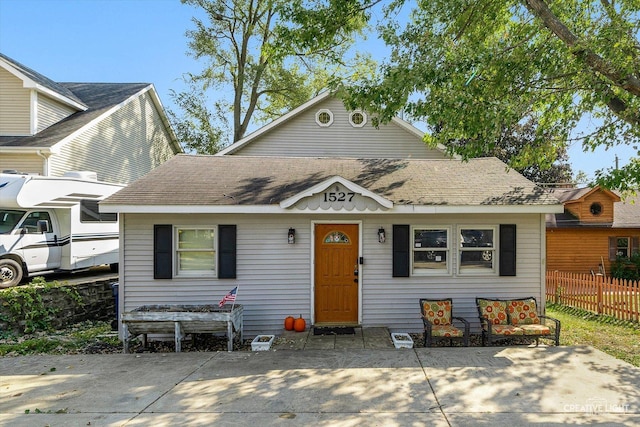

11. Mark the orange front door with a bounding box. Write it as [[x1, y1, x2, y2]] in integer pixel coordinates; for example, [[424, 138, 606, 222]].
[[314, 224, 359, 324]]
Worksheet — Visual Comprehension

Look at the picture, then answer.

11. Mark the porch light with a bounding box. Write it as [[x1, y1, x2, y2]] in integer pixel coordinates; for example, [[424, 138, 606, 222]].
[[288, 228, 296, 244], [378, 227, 386, 243]]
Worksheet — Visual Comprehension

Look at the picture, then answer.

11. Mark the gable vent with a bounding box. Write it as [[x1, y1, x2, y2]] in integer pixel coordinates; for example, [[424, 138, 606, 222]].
[[349, 111, 367, 127], [315, 109, 333, 127]]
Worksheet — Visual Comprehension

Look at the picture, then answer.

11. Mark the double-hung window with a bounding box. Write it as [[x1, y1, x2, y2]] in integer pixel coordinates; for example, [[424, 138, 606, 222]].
[[412, 227, 450, 274], [176, 227, 216, 276], [615, 237, 630, 258], [608, 236, 640, 261], [459, 227, 496, 274]]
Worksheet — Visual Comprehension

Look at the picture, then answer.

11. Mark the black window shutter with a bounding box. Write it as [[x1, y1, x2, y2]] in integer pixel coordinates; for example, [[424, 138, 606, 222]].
[[609, 236, 618, 260], [499, 224, 516, 276], [632, 237, 640, 256], [154, 224, 173, 279], [392, 225, 410, 277], [218, 225, 237, 279]]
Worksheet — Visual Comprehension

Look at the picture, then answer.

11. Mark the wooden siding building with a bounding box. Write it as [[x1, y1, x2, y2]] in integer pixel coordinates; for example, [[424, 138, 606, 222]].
[[546, 187, 640, 274], [103, 93, 563, 337], [0, 53, 181, 184]]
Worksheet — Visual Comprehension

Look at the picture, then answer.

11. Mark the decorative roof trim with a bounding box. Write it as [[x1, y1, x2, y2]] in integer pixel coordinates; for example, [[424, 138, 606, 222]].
[[279, 175, 393, 209]]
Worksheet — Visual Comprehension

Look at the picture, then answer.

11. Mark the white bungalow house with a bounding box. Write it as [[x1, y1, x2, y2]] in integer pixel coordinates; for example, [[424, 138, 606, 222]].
[[102, 92, 563, 337], [0, 52, 182, 183]]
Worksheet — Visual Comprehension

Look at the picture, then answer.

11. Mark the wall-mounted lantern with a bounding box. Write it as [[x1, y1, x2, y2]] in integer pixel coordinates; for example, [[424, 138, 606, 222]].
[[378, 227, 386, 243], [288, 228, 296, 244]]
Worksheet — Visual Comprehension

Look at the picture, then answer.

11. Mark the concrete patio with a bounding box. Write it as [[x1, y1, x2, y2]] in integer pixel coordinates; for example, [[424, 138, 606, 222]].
[[1, 343, 638, 426]]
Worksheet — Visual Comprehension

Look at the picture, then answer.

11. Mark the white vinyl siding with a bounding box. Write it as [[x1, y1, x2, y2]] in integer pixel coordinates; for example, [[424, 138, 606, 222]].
[[232, 97, 449, 159], [0, 153, 43, 175], [37, 94, 76, 132], [361, 214, 544, 333], [122, 214, 312, 336], [120, 212, 545, 337], [48, 91, 175, 184], [0, 68, 30, 135]]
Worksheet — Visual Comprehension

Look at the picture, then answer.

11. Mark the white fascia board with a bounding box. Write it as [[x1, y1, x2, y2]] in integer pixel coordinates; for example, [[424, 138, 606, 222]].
[[100, 205, 283, 214], [145, 85, 182, 153], [102, 202, 563, 215], [279, 175, 393, 209], [391, 204, 565, 214], [30, 84, 87, 111], [216, 91, 333, 156], [0, 58, 87, 111], [0, 146, 52, 154], [51, 85, 152, 152]]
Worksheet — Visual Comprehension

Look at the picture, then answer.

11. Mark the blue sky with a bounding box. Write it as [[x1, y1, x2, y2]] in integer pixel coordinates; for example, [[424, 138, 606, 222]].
[[0, 0, 635, 181]]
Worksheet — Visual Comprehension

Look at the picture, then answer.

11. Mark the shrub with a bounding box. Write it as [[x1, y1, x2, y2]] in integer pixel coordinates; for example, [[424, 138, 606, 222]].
[[610, 253, 640, 281]]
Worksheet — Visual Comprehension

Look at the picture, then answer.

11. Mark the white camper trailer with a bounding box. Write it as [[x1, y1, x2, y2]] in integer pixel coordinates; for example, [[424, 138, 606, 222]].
[[0, 172, 124, 288]]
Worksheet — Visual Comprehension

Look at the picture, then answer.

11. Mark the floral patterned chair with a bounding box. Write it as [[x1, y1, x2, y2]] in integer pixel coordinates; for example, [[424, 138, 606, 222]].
[[419, 298, 470, 347], [476, 297, 561, 346]]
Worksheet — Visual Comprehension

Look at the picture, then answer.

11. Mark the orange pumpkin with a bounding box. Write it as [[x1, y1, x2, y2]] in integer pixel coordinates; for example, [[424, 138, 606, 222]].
[[284, 315, 295, 331], [293, 315, 306, 332]]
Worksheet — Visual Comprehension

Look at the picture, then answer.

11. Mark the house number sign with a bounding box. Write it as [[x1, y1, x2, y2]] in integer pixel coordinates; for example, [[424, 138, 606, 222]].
[[323, 191, 356, 203]]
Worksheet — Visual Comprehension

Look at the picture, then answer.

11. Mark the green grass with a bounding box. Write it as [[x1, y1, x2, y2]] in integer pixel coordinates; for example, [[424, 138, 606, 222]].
[[546, 303, 640, 367], [0, 321, 119, 356]]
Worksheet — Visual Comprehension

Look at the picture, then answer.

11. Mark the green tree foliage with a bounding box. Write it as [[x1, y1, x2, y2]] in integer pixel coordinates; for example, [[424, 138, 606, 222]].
[[172, 0, 379, 153], [452, 118, 574, 184], [341, 0, 640, 190]]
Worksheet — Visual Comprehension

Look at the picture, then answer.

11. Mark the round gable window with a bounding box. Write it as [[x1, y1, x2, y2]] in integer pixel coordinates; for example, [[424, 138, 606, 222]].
[[590, 202, 602, 216], [349, 111, 367, 127], [316, 109, 333, 127]]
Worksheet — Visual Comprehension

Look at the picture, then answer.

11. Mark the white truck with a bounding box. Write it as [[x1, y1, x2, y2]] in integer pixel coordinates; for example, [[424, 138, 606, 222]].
[[0, 171, 124, 288]]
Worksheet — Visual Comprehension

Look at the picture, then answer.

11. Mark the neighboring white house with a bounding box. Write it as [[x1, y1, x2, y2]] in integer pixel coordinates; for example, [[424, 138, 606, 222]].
[[102, 93, 563, 337], [0, 52, 182, 184]]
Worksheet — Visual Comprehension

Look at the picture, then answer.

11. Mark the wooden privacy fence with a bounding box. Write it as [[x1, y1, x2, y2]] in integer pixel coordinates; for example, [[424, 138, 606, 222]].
[[546, 271, 640, 322]]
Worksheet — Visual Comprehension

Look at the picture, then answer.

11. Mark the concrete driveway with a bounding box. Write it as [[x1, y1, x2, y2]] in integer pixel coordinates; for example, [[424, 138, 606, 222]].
[[1, 346, 639, 426]]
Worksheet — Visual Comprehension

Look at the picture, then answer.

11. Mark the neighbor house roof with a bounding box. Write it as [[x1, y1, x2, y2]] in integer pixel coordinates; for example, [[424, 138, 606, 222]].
[[0, 83, 181, 152], [546, 187, 639, 228], [101, 154, 562, 214], [0, 83, 147, 147], [0, 52, 86, 109], [0, 52, 181, 154]]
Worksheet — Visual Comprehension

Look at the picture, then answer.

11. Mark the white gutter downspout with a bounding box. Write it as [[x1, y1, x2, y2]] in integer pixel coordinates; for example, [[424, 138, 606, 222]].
[[36, 150, 49, 176]]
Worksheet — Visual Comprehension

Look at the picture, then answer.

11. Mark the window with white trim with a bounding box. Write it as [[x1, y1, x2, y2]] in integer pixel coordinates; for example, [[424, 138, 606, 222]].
[[349, 111, 367, 127], [412, 227, 450, 274], [459, 227, 496, 274], [315, 109, 333, 127], [176, 227, 216, 276]]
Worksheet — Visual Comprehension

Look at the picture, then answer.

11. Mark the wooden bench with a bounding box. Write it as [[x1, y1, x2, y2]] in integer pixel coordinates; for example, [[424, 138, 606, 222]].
[[476, 297, 560, 346], [121, 304, 243, 352]]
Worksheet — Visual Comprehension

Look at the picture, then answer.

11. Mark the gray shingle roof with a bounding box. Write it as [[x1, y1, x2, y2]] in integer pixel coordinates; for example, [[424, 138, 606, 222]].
[[102, 154, 559, 208], [612, 197, 640, 227], [0, 82, 150, 148]]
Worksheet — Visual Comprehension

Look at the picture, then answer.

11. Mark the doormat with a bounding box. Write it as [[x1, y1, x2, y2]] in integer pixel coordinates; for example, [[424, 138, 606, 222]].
[[313, 326, 356, 336]]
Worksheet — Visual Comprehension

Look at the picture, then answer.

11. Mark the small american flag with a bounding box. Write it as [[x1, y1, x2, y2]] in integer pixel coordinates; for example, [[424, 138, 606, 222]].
[[218, 286, 237, 307]]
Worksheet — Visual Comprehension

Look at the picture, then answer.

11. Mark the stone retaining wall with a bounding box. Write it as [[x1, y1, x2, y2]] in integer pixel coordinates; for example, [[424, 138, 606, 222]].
[[0, 278, 117, 334]]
